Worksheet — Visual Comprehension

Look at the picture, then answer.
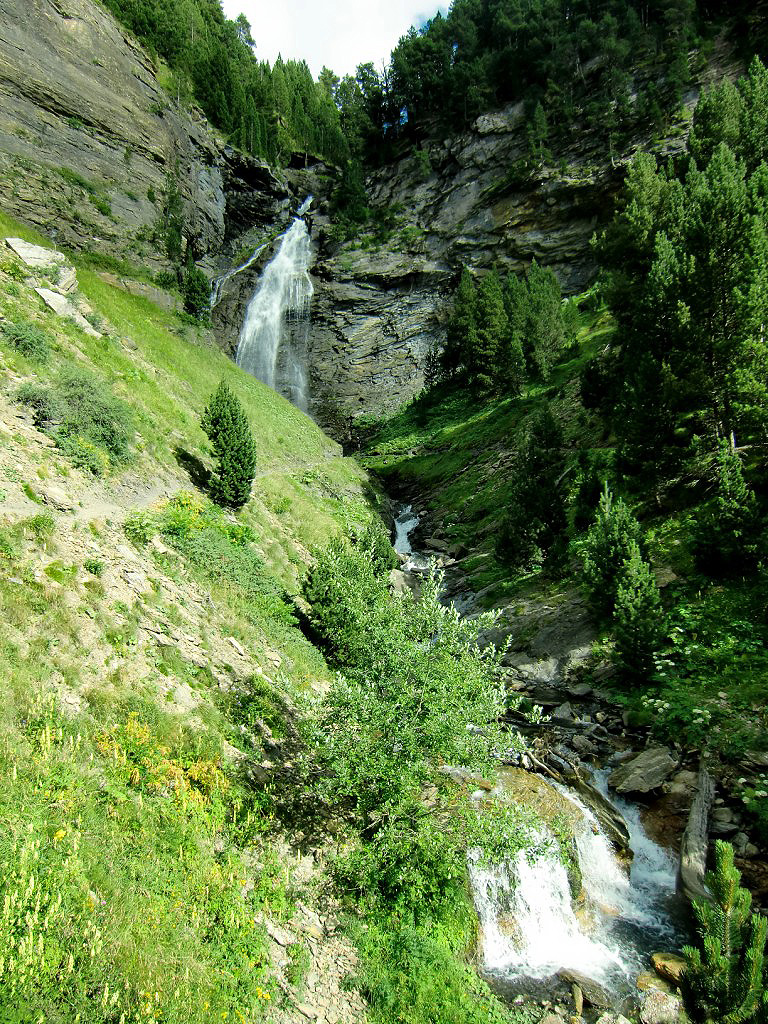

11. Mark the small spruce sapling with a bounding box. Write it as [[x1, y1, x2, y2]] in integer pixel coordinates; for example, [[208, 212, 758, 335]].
[[200, 381, 257, 509], [682, 840, 768, 1024], [581, 485, 644, 617]]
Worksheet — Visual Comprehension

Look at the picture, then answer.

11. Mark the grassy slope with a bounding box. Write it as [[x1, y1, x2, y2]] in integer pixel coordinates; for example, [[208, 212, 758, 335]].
[[0, 211, 376, 1022]]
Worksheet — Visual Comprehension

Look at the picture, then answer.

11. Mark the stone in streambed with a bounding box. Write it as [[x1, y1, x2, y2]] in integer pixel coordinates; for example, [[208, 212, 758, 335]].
[[639, 989, 685, 1024], [651, 952, 687, 986], [556, 970, 611, 1009], [608, 747, 678, 794]]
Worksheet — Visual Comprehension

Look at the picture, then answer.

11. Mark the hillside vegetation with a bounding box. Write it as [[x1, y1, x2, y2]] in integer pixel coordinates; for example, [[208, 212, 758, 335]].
[[0, 211, 378, 1023], [363, 59, 768, 806]]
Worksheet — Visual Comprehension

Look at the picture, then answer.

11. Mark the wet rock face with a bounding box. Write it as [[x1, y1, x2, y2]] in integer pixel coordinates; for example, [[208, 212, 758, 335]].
[[308, 245, 451, 427], [0, 0, 287, 271], [609, 748, 679, 795]]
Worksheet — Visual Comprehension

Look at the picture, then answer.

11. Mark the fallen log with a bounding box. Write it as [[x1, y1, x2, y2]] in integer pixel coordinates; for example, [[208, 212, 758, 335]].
[[678, 759, 715, 904]]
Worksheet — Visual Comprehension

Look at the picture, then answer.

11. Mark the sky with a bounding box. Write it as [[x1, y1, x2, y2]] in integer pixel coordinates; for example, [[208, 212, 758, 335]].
[[220, 0, 447, 79]]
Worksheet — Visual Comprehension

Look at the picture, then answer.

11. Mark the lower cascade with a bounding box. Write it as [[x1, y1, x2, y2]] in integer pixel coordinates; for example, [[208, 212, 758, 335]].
[[468, 770, 686, 999], [235, 197, 314, 410]]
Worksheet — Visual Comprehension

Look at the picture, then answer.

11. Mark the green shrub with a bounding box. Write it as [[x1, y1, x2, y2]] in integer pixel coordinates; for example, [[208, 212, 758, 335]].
[[200, 381, 257, 509], [284, 943, 311, 988], [2, 321, 51, 362], [355, 921, 515, 1024], [124, 509, 155, 545], [84, 558, 104, 576], [55, 367, 134, 465], [16, 382, 62, 428], [21, 513, 55, 543]]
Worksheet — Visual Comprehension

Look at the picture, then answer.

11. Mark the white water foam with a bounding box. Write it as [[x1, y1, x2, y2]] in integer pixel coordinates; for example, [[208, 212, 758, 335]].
[[469, 840, 625, 983], [393, 503, 431, 571], [469, 772, 685, 993]]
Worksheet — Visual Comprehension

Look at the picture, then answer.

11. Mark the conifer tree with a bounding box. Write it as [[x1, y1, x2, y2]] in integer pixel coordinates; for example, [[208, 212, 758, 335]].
[[497, 406, 566, 569], [469, 270, 509, 392], [693, 439, 761, 576], [581, 485, 644, 617], [443, 267, 477, 379], [613, 540, 663, 681], [683, 840, 768, 1024], [201, 381, 257, 509]]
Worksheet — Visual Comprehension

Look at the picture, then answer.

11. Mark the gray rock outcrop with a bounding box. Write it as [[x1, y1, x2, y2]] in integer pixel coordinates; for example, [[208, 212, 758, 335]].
[[0, 0, 289, 272], [608, 747, 678, 794]]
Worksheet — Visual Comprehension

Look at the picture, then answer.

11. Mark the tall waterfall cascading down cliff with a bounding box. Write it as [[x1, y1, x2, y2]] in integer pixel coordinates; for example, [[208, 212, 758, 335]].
[[235, 198, 314, 411]]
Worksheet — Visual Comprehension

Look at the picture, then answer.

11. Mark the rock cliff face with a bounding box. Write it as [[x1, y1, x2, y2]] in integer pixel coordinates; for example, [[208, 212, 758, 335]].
[[0, 0, 289, 271], [302, 40, 741, 427], [0, 0, 742, 431]]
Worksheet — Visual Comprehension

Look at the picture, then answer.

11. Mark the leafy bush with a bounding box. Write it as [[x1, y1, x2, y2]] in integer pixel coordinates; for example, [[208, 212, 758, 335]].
[[354, 921, 516, 1024], [305, 545, 509, 820], [201, 381, 257, 509], [17, 368, 133, 473], [2, 321, 51, 362]]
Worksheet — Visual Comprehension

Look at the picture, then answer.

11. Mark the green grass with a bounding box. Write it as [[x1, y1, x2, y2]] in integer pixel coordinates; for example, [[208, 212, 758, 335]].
[[0, 208, 373, 590]]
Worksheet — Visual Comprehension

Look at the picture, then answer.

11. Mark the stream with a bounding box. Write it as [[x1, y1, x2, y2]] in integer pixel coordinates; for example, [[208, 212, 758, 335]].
[[394, 501, 689, 1007]]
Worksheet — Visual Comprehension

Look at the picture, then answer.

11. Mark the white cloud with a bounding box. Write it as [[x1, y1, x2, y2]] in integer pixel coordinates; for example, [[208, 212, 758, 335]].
[[220, 0, 446, 79]]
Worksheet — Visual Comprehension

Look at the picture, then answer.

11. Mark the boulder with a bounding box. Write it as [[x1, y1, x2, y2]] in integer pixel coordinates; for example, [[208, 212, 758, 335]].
[[651, 952, 687, 986], [595, 1016, 632, 1024], [639, 989, 685, 1024], [637, 971, 673, 993], [557, 969, 611, 1009], [39, 486, 74, 512], [553, 702, 575, 722], [35, 288, 101, 337], [609, 747, 678, 794]]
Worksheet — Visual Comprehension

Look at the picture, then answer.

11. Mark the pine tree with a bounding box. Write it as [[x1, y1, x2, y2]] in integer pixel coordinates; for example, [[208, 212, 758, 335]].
[[525, 260, 564, 381], [201, 381, 257, 509], [613, 540, 663, 681], [182, 265, 211, 322], [693, 439, 761, 577], [497, 406, 566, 569], [581, 485, 644, 617], [468, 270, 508, 392], [443, 267, 477, 379], [682, 840, 768, 1024]]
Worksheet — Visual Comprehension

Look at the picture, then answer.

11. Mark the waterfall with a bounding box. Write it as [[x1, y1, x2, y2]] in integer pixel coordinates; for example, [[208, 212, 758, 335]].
[[469, 843, 625, 983], [468, 772, 686, 996], [235, 198, 314, 411], [210, 242, 268, 309]]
